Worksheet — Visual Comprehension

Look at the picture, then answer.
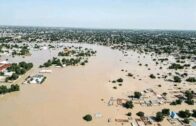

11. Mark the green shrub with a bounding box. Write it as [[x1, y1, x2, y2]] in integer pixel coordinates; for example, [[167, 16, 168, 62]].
[[185, 99, 194, 105], [178, 110, 191, 118], [134, 92, 142, 99], [83, 114, 92, 121], [116, 78, 123, 83], [186, 77, 196, 82], [136, 111, 144, 117], [169, 63, 184, 70], [183, 118, 190, 124], [162, 109, 170, 116], [155, 112, 164, 122], [173, 76, 181, 83], [192, 110, 196, 118], [123, 101, 134, 109], [170, 99, 182, 105], [149, 74, 156, 79], [127, 112, 132, 116], [0, 84, 20, 94]]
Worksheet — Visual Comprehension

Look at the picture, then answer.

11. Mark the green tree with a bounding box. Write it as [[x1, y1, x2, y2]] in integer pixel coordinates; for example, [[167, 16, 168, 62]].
[[9, 84, 20, 92], [136, 111, 144, 117], [0, 85, 8, 94], [155, 112, 164, 122], [8, 73, 19, 80], [127, 112, 132, 116], [123, 101, 134, 109], [149, 74, 156, 79], [173, 76, 181, 83], [185, 91, 193, 100], [183, 118, 190, 124], [192, 110, 196, 118], [83, 114, 92, 121], [178, 110, 191, 118], [186, 77, 196, 82], [116, 78, 123, 83], [134, 92, 142, 99], [162, 109, 170, 116]]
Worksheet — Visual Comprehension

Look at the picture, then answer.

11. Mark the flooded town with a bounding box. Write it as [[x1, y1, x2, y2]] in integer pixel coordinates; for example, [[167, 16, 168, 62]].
[[0, 0, 196, 126], [0, 26, 195, 126]]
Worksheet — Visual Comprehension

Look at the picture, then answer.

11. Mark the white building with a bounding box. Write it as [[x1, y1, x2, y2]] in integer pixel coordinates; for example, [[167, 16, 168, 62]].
[[29, 75, 46, 84]]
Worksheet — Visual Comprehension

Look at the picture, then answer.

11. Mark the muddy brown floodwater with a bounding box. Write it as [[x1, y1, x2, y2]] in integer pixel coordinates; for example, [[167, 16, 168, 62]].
[[0, 43, 195, 126]]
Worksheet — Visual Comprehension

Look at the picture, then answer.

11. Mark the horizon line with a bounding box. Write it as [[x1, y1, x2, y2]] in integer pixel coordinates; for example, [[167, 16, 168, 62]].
[[0, 24, 196, 32]]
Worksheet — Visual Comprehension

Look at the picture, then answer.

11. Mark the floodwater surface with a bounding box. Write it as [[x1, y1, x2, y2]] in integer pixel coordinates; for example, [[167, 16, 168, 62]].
[[0, 43, 195, 126]]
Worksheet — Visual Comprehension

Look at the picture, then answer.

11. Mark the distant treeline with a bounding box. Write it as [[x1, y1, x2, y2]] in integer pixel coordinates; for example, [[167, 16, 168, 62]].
[[0, 26, 196, 55]]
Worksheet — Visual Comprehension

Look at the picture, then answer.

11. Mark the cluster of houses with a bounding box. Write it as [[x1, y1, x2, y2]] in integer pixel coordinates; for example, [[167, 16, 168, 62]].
[[0, 46, 27, 56], [0, 60, 48, 85], [106, 112, 195, 126], [106, 88, 196, 126]]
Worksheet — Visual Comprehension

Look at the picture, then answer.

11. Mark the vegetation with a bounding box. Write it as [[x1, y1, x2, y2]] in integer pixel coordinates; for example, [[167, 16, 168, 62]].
[[58, 47, 96, 57], [155, 112, 164, 122], [40, 47, 96, 68], [8, 62, 33, 73], [169, 63, 184, 70], [126, 112, 132, 116], [6, 73, 19, 81], [185, 99, 194, 105], [0, 84, 20, 94], [1, 26, 196, 126], [149, 74, 156, 79], [113, 86, 117, 89], [192, 66, 196, 69], [134, 92, 142, 99], [19, 47, 30, 55], [185, 90, 194, 100], [62, 58, 84, 66], [178, 110, 191, 118], [170, 99, 182, 105], [162, 108, 170, 116], [83, 114, 92, 122], [186, 77, 196, 82], [1, 27, 196, 57], [6, 62, 33, 81], [192, 110, 196, 118], [184, 90, 194, 105], [0, 43, 31, 56], [123, 101, 134, 109], [40, 58, 62, 68], [116, 78, 123, 83], [136, 111, 144, 117], [173, 76, 181, 83], [127, 73, 133, 77], [183, 118, 190, 124], [0, 72, 4, 76]]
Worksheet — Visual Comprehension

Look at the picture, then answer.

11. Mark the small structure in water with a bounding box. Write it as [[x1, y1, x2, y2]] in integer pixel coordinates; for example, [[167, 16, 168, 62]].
[[39, 69, 52, 73], [28, 75, 46, 84]]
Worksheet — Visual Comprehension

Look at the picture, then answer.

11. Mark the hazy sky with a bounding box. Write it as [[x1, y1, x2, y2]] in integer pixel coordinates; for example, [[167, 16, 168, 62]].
[[0, 0, 196, 30]]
